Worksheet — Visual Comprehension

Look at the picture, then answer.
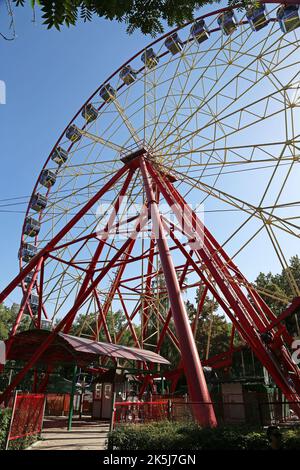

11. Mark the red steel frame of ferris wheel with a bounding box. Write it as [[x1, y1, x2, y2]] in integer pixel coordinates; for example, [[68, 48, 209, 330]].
[[193, 284, 209, 336], [159, 169, 294, 347], [150, 166, 300, 414], [116, 284, 180, 352], [95, 239, 138, 337], [0, 165, 129, 306], [117, 288, 141, 348], [163, 201, 300, 412], [63, 169, 135, 333], [93, 288, 113, 343], [172, 181, 281, 328], [140, 157, 217, 427], [142, 236, 156, 348], [159, 172, 291, 348], [138, 254, 193, 397], [37, 258, 45, 329], [150, 165, 270, 334], [0, 204, 150, 405], [164, 170, 286, 331]]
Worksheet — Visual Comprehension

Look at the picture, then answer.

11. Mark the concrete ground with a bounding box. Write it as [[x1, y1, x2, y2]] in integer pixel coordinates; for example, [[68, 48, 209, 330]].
[[28, 416, 109, 451]]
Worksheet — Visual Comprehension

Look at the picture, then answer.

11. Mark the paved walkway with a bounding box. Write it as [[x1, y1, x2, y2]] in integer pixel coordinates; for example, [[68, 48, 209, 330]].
[[28, 417, 109, 451]]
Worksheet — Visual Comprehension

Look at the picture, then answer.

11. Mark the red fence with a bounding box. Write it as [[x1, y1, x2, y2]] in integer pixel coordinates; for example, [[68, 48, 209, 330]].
[[113, 400, 169, 426], [45, 394, 70, 416], [112, 398, 300, 429], [6, 393, 45, 449]]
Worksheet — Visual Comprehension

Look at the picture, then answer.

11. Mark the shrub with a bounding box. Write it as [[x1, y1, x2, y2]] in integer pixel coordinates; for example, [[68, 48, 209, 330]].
[[0, 408, 12, 450], [0, 407, 39, 450], [108, 421, 300, 450], [282, 429, 300, 450]]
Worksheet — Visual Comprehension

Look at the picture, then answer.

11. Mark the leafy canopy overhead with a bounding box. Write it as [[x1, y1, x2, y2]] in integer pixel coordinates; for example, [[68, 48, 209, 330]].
[[12, 0, 240, 35]]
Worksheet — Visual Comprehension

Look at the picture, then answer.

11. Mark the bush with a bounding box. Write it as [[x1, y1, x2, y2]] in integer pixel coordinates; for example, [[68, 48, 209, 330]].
[[0, 407, 39, 450], [108, 421, 300, 450], [282, 429, 300, 450], [0, 408, 12, 449]]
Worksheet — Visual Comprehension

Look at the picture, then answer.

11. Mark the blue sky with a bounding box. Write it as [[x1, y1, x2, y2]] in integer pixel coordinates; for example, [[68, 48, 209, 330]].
[[0, 2, 299, 309], [0, 4, 155, 296]]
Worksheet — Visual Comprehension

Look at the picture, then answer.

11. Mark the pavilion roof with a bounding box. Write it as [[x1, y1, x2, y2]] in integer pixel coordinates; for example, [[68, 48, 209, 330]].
[[6, 330, 170, 367]]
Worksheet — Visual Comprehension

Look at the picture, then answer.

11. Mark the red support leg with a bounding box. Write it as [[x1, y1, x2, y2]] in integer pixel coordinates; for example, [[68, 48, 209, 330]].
[[151, 164, 300, 415], [140, 157, 217, 427]]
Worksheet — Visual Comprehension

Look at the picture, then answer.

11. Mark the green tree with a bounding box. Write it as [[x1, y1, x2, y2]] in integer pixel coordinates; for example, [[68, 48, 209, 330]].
[[71, 308, 138, 345], [254, 255, 300, 335], [186, 287, 231, 360], [0, 302, 30, 340], [13, 0, 227, 35], [143, 269, 231, 367]]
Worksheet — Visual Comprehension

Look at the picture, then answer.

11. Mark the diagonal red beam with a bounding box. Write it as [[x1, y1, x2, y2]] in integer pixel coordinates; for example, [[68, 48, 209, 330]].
[[0, 200, 149, 405], [64, 169, 134, 333], [0, 165, 129, 305], [153, 166, 300, 413], [140, 157, 217, 427]]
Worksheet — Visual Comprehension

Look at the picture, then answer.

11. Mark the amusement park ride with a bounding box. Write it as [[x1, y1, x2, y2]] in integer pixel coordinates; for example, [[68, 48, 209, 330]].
[[1, 1, 300, 428]]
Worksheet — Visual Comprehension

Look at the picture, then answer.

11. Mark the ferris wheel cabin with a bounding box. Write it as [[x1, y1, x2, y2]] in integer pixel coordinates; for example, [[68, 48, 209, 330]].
[[217, 11, 238, 35], [246, 4, 269, 31], [30, 193, 47, 212], [39, 169, 56, 188], [18, 243, 37, 263], [164, 33, 183, 55], [119, 65, 137, 85], [51, 146, 69, 166], [24, 217, 41, 238], [277, 4, 300, 33], [190, 19, 210, 43], [81, 103, 99, 123], [141, 48, 159, 68]]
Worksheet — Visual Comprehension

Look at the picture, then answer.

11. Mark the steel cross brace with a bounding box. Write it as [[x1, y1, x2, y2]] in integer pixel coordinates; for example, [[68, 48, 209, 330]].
[[148, 162, 300, 415]]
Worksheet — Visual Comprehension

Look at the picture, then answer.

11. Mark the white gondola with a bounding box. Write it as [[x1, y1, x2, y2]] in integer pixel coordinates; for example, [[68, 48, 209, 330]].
[[39, 169, 56, 188], [217, 11, 238, 35], [30, 193, 47, 212], [24, 217, 41, 237], [40, 168, 56, 188], [120, 65, 137, 85], [24, 271, 34, 285], [190, 19, 210, 44], [246, 3, 268, 31], [19, 243, 37, 262], [51, 146, 68, 165], [81, 103, 98, 122], [19, 271, 34, 288], [99, 84, 116, 102], [277, 4, 300, 33], [141, 48, 159, 68], [24, 293, 39, 315], [165, 33, 183, 55], [66, 124, 82, 142]]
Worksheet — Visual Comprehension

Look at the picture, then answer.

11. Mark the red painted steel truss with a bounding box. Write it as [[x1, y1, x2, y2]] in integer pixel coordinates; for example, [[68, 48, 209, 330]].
[[1, 154, 300, 427]]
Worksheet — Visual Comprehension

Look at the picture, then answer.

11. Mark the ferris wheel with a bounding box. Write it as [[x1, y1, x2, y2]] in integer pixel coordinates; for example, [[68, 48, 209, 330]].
[[1, 2, 300, 426]]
